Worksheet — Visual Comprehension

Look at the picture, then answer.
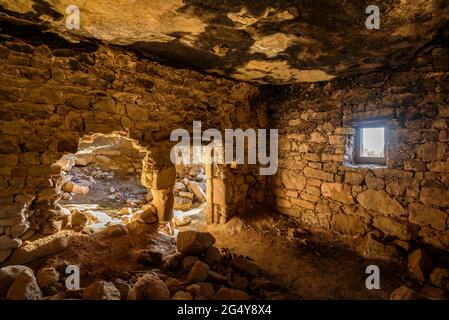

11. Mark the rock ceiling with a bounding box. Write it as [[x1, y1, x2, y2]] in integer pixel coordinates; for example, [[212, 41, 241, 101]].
[[0, 0, 448, 84]]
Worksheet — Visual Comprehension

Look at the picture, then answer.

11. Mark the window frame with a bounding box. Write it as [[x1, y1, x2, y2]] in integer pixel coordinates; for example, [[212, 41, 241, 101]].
[[354, 122, 387, 166]]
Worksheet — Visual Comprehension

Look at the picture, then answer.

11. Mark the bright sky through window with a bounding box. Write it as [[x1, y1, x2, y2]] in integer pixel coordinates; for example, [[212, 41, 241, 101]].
[[361, 127, 384, 157]]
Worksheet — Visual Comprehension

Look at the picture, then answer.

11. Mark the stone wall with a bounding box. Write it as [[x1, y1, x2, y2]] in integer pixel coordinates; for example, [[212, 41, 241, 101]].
[[269, 47, 449, 253], [0, 33, 267, 262]]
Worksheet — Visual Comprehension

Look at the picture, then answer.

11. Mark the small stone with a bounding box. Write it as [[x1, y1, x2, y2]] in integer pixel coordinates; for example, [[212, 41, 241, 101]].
[[165, 278, 182, 294], [187, 282, 214, 299], [233, 274, 248, 290], [114, 279, 130, 300], [419, 285, 447, 300], [163, 252, 183, 270], [174, 196, 193, 211], [250, 278, 273, 291], [187, 261, 210, 282], [172, 290, 193, 300], [106, 224, 129, 237], [36, 267, 60, 289], [63, 182, 89, 195], [7, 269, 42, 300], [83, 281, 121, 300], [0, 235, 22, 251], [407, 249, 434, 281], [205, 246, 221, 266], [390, 286, 424, 300], [207, 271, 228, 284], [141, 205, 158, 224], [70, 210, 89, 228], [429, 268, 449, 289], [127, 273, 170, 300], [177, 231, 216, 255], [182, 256, 199, 272], [213, 287, 249, 300]]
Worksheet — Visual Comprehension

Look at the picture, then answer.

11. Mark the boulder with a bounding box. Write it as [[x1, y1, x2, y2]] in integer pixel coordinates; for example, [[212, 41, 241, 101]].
[[36, 267, 60, 289], [83, 281, 121, 300], [177, 231, 215, 255], [0, 265, 32, 296], [182, 256, 199, 272], [187, 261, 210, 282], [7, 269, 42, 300], [205, 246, 221, 266], [407, 249, 434, 281], [8, 237, 69, 265], [127, 273, 170, 300]]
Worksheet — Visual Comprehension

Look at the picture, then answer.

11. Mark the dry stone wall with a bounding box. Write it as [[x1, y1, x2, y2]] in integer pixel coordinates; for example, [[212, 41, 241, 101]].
[[269, 47, 449, 253], [0, 34, 266, 262]]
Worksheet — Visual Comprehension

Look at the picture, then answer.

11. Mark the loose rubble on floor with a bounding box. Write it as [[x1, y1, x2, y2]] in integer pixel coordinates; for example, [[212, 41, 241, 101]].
[[0, 230, 295, 300]]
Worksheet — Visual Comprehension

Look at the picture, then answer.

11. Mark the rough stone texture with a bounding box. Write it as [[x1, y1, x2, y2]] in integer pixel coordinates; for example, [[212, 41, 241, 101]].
[[127, 273, 170, 300], [36, 267, 59, 289], [83, 281, 121, 300], [269, 47, 449, 252], [0, 265, 32, 296], [408, 249, 434, 282], [0, 35, 266, 253], [177, 231, 215, 255], [6, 269, 42, 300], [0, 1, 448, 84]]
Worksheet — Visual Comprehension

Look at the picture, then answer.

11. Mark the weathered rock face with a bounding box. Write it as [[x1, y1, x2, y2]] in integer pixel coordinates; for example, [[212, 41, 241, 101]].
[[0, 1, 448, 84], [269, 46, 449, 252]]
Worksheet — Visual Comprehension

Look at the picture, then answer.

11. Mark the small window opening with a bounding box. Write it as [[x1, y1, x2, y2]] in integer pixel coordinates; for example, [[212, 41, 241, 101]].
[[354, 124, 386, 165]]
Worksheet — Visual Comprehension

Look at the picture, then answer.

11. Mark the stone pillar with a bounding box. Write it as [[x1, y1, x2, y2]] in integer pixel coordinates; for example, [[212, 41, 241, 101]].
[[141, 145, 176, 225]]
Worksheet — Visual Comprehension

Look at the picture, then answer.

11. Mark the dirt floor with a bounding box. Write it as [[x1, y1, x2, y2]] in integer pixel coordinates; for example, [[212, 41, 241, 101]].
[[23, 206, 409, 300], [203, 210, 407, 299]]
